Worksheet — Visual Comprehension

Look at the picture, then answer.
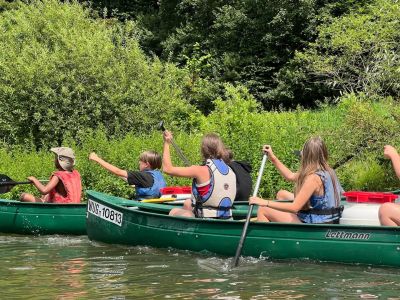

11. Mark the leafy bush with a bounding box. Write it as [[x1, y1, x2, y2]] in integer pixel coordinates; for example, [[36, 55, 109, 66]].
[[331, 93, 400, 166], [138, 0, 363, 109], [340, 153, 399, 191], [270, 0, 400, 106], [0, 0, 198, 149]]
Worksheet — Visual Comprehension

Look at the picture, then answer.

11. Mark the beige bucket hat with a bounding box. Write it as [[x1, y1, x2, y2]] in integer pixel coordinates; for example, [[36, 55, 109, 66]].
[[50, 147, 75, 171]]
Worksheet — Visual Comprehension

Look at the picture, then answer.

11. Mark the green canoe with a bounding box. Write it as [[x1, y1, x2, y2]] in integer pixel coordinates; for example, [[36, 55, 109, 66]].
[[86, 190, 400, 268], [0, 199, 87, 235]]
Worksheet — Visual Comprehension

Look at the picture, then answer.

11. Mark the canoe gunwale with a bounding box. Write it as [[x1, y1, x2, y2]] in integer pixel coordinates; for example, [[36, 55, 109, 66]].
[[0, 199, 86, 208]]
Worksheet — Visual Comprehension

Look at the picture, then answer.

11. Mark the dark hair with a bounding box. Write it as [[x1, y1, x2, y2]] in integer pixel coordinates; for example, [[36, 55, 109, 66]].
[[139, 150, 162, 169], [223, 148, 234, 163]]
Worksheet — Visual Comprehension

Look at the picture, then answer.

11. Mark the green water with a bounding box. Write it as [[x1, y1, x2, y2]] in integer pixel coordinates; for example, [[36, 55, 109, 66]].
[[1, 235, 399, 299]]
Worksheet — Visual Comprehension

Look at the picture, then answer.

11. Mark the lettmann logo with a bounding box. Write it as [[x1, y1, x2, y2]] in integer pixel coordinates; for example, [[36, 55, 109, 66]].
[[325, 230, 371, 240]]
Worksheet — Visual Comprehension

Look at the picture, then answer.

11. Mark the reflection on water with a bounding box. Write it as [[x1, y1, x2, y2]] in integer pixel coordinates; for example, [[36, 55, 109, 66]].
[[0, 234, 399, 299]]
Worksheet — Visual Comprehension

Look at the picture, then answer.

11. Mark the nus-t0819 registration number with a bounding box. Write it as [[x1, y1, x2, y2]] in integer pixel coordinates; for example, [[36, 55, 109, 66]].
[[87, 199, 123, 226]]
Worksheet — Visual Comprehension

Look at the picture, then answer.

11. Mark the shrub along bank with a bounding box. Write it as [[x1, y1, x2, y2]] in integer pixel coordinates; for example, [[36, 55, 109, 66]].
[[0, 0, 198, 149], [1, 92, 399, 201]]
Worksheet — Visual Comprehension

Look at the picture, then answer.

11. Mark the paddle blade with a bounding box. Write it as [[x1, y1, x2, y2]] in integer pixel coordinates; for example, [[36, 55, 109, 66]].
[[0, 174, 15, 194], [293, 150, 302, 159], [0, 174, 13, 183], [0, 174, 37, 194], [157, 121, 166, 131], [0, 185, 13, 194]]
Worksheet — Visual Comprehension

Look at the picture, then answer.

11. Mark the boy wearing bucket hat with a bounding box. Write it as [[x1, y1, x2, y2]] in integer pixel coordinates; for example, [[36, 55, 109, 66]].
[[20, 147, 82, 203]]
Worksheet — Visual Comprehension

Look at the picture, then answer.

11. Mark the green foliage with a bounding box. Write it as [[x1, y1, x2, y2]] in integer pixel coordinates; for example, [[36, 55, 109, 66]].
[[310, 0, 400, 96], [0, 0, 20, 12], [79, 0, 392, 110], [340, 153, 399, 191], [1, 94, 399, 201], [0, 0, 198, 149], [271, 0, 400, 106], [332, 93, 400, 165], [180, 42, 221, 114], [106, 0, 362, 110], [160, 0, 327, 109]]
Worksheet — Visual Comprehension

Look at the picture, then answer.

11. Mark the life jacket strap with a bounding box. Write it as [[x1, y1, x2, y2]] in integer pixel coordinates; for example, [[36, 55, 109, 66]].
[[299, 205, 344, 217]]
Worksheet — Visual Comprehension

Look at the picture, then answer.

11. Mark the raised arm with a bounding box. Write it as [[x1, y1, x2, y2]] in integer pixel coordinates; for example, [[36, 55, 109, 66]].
[[162, 131, 209, 182], [384, 145, 400, 179], [263, 145, 298, 182], [89, 152, 128, 178]]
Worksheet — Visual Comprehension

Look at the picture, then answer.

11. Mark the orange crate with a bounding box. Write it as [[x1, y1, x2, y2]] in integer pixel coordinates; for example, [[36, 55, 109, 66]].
[[343, 191, 398, 203]]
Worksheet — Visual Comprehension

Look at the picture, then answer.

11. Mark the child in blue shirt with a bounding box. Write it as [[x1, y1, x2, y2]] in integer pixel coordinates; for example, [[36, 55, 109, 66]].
[[89, 150, 166, 199]]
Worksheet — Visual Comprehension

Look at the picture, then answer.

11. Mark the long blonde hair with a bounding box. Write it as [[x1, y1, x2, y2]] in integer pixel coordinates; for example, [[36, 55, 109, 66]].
[[296, 137, 340, 206]]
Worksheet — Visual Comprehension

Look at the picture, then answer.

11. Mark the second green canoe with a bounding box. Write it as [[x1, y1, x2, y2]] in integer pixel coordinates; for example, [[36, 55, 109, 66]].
[[0, 199, 87, 235]]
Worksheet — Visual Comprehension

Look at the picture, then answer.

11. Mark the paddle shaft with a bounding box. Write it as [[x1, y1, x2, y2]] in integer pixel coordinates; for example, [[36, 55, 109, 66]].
[[0, 180, 49, 186], [171, 140, 191, 166], [0, 181, 32, 186], [0, 176, 49, 194], [158, 121, 191, 166], [232, 154, 268, 267]]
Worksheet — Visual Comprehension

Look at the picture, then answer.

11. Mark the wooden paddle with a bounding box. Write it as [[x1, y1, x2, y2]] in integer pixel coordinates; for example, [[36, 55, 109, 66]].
[[157, 121, 191, 166], [232, 154, 268, 268], [0, 174, 48, 194]]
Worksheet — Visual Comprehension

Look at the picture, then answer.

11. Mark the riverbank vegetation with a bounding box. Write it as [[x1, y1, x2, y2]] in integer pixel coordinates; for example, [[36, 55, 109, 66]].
[[0, 0, 399, 200]]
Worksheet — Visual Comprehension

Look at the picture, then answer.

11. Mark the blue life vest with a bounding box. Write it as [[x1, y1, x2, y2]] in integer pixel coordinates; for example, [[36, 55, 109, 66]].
[[136, 170, 166, 199], [297, 170, 344, 224], [192, 159, 237, 219]]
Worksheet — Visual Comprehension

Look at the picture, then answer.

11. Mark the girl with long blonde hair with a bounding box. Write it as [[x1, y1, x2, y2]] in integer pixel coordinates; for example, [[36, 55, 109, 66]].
[[250, 136, 343, 224]]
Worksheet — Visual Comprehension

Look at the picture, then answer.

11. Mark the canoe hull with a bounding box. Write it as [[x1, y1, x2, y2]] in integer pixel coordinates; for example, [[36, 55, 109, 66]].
[[0, 199, 86, 235], [86, 191, 400, 267]]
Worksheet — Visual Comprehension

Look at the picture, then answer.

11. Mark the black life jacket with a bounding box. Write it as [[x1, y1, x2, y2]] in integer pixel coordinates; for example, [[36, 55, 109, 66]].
[[228, 160, 252, 201]]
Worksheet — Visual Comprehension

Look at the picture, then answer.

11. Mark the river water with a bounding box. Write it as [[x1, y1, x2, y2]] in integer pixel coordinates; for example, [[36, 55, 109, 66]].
[[1, 234, 399, 299]]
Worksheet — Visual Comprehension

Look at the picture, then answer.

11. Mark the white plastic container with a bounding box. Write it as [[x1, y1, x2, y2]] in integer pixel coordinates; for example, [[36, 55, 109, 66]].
[[340, 203, 381, 225]]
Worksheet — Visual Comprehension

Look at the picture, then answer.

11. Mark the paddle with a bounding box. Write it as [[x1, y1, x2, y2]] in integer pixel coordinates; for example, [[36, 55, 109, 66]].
[[157, 121, 191, 167], [141, 197, 177, 203], [0, 174, 47, 194], [232, 154, 268, 268], [293, 150, 301, 158]]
